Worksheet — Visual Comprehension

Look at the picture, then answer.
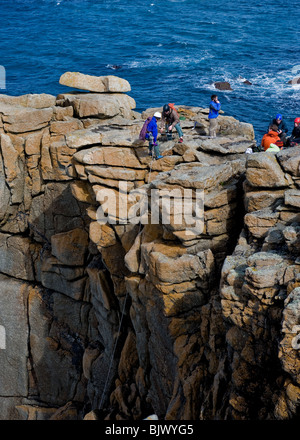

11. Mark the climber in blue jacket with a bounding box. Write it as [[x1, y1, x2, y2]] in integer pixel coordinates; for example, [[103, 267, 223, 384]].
[[145, 112, 163, 159]]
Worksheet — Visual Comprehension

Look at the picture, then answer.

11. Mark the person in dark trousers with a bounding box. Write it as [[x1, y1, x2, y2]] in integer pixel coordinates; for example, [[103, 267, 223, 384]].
[[160, 104, 183, 142], [146, 111, 163, 159], [269, 113, 288, 143], [208, 94, 221, 137]]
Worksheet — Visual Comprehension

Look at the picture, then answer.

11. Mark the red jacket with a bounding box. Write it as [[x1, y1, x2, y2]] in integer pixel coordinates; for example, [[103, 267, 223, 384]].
[[261, 130, 281, 151]]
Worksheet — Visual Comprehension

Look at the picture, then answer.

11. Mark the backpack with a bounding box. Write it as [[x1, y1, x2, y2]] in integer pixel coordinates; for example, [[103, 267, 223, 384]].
[[168, 103, 179, 115], [139, 116, 152, 141]]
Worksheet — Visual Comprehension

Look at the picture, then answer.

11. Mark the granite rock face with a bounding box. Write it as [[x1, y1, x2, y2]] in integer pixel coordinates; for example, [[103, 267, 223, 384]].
[[219, 149, 300, 420], [0, 74, 299, 421]]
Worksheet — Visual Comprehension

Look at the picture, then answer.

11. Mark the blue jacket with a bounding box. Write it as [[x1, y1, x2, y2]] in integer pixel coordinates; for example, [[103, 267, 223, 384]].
[[208, 101, 221, 119], [145, 116, 158, 143]]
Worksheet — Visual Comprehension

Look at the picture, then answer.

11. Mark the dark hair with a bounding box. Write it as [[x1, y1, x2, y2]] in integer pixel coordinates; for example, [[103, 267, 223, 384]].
[[270, 124, 278, 131], [211, 94, 218, 100], [163, 104, 170, 113]]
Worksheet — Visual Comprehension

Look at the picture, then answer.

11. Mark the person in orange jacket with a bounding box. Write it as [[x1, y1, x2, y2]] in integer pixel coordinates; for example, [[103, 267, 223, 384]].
[[261, 125, 282, 151]]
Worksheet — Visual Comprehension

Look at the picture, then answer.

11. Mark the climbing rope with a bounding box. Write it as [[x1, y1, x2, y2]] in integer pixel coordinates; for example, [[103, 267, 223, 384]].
[[99, 288, 129, 410], [97, 137, 156, 411], [147, 147, 155, 184]]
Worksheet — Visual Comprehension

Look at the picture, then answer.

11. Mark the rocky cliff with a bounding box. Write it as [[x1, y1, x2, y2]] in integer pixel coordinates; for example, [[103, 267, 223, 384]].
[[0, 73, 299, 421]]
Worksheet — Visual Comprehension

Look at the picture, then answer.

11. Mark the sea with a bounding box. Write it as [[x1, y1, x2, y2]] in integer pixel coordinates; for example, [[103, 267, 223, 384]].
[[1, 0, 300, 143]]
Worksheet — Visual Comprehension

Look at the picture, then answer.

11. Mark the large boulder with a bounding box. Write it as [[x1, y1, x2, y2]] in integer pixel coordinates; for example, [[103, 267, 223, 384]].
[[59, 72, 131, 93], [246, 153, 291, 188], [57, 92, 136, 119], [277, 147, 300, 177]]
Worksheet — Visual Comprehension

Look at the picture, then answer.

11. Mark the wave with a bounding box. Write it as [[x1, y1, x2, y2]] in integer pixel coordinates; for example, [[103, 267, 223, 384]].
[[124, 52, 213, 70], [106, 64, 123, 71]]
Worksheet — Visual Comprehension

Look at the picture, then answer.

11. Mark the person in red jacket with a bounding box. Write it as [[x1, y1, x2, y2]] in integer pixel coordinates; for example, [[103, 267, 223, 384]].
[[261, 125, 282, 151]]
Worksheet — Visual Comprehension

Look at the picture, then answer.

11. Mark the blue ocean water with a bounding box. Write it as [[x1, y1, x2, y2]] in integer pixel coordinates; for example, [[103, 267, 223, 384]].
[[1, 0, 300, 142]]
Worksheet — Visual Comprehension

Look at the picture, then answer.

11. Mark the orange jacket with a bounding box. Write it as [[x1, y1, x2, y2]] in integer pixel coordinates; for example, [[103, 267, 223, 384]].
[[261, 130, 281, 151]]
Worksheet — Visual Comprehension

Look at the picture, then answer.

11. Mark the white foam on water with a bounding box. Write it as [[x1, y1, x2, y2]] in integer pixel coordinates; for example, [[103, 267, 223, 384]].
[[125, 52, 212, 70]]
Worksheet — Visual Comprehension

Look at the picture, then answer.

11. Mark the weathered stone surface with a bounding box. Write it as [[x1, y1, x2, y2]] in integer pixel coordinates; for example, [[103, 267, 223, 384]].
[[89, 221, 117, 249], [0, 233, 36, 280], [0, 275, 30, 398], [53, 105, 74, 120], [0, 141, 11, 221], [246, 153, 290, 188], [0, 93, 56, 108], [198, 138, 254, 155], [245, 253, 285, 290], [244, 209, 279, 238], [29, 182, 85, 242], [25, 130, 44, 156], [16, 405, 59, 420], [41, 139, 78, 181], [83, 410, 99, 420], [59, 72, 131, 93], [153, 249, 213, 284], [39, 252, 87, 300], [85, 165, 146, 181], [51, 228, 89, 266], [28, 287, 88, 406], [50, 119, 83, 135], [284, 189, 300, 208], [66, 123, 141, 149], [277, 147, 300, 176], [279, 287, 300, 403], [83, 347, 101, 380], [1, 105, 53, 133], [1, 133, 25, 204], [282, 224, 300, 255], [245, 190, 284, 212], [65, 126, 101, 149], [154, 162, 238, 191], [74, 146, 145, 169], [70, 180, 96, 204], [59, 92, 136, 119]]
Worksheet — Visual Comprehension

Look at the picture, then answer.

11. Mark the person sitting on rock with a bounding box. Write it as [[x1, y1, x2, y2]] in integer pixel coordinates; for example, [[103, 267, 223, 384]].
[[160, 104, 183, 143], [269, 113, 288, 144], [146, 112, 163, 160], [286, 117, 300, 147], [261, 124, 283, 151]]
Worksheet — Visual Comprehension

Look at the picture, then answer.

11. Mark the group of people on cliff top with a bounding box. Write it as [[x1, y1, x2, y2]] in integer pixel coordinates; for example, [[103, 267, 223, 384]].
[[140, 102, 185, 160], [140, 96, 300, 159], [140, 95, 221, 160], [260, 114, 300, 152]]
